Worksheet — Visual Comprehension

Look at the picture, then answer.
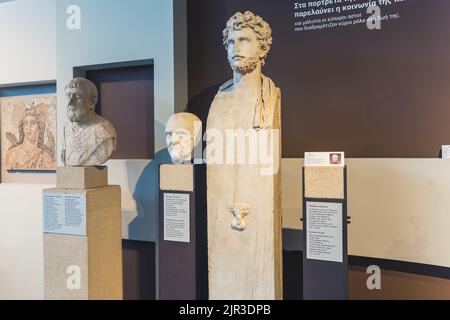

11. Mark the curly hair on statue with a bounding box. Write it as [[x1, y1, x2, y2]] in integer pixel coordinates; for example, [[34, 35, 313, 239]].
[[223, 11, 273, 66]]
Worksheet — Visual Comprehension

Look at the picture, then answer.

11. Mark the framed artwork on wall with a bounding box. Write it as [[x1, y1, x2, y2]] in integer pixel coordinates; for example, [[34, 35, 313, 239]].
[[1, 94, 57, 171]]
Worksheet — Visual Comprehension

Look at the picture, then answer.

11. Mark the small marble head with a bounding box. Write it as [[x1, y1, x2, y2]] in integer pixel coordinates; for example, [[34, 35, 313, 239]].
[[223, 11, 273, 73], [65, 78, 98, 123], [165, 113, 202, 164]]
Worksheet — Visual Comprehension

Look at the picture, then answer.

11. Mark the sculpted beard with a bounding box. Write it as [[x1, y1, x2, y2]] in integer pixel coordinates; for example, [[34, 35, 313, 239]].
[[168, 141, 179, 155], [171, 142, 191, 162], [67, 105, 89, 123], [169, 139, 193, 163], [67, 107, 81, 122], [229, 55, 260, 73]]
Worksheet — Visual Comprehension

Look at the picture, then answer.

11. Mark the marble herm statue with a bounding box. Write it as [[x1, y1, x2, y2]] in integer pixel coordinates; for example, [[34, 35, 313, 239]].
[[206, 11, 282, 300], [165, 112, 201, 164], [62, 78, 117, 167]]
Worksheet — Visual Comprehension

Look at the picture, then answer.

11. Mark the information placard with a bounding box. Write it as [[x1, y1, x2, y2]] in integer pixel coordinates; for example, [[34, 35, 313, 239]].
[[163, 193, 190, 243], [306, 201, 343, 263], [442, 145, 450, 159], [43, 192, 87, 236], [304, 152, 345, 167]]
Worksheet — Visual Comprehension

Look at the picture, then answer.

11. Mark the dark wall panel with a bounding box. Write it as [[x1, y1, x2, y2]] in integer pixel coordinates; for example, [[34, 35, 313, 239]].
[[187, 0, 450, 158], [87, 65, 154, 159], [122, 240, 156, 300]]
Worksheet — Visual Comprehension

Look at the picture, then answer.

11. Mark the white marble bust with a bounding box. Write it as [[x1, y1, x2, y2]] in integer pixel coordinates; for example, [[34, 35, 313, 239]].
[[207, 11, 281, 230], [165, 112, 201, 164], [62, 78, 117, 167], [219, 10, 279, 129]]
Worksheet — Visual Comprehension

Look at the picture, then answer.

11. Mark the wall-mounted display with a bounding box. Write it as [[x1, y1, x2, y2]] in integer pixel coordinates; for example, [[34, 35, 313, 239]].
[[82, 63, 155, 160], [1, 94, 57, 171]]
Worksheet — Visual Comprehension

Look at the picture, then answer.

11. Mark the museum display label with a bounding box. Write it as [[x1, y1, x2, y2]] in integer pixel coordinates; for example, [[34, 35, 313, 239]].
[[163, 193, 190, 243], [305, 152, 345, 167], [306, 201, 343, 263], [43, 192, 86, 236], [442, 145, 450, 159]]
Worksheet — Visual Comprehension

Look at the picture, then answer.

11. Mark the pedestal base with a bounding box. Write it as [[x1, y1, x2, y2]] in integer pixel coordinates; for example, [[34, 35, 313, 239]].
[[158, 164, 207, 300], [207, 162, 283, 300], [303, 166, 348, 300], [43, 167, 122, 300], [304, 166, 344, 199], [56, 166, 108, 189]]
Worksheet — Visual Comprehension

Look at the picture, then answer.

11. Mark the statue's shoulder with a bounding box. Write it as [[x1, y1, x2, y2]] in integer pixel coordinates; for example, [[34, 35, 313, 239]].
[[261, 73, 281, 103], [218, 79, 234, 93], [93, 115, 116, 134], [207, 80, 233, 126], [83, 114, 116, 143], [261, 73, 280, 90], [210, 79, 233, 110]]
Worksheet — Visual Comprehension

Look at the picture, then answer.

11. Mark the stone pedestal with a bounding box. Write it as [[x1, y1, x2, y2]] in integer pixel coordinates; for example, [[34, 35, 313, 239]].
[[304, 166, 345, 199], [207, 140, 283, 298], [43, 166, 123, 300], [56, 166, 108, 189], [158, 164, 207, 300], [302, 165, 348, 300]]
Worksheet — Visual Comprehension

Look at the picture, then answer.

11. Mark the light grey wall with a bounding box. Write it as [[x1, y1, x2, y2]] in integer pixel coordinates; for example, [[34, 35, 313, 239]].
[[0, 0, 188, 240], [0, 183, 51, 299], [55, 0, 184, 156], [0, 0, 56, 85], [55, 0, 187, 241]]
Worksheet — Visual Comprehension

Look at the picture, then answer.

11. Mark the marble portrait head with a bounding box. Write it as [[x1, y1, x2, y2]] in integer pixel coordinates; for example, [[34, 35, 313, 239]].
[[63, 78, 117, 167], [165, 112, 201, 164], [65, 77, 98, 123], [223, 11, 273, 73]]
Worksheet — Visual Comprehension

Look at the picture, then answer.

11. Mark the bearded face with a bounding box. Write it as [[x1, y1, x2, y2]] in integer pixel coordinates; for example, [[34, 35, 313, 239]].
[[66, 87, 92, 123], [226, 28, 263, 74], [166, 127, 194, 164]]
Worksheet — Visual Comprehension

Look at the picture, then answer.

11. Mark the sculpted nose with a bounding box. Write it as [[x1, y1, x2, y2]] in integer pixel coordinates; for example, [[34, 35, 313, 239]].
[[234, 41, 241, 53], [68, 94, 75, 105], [172, 133, 180, 144]]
